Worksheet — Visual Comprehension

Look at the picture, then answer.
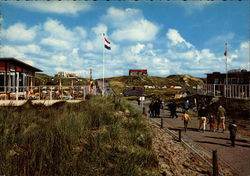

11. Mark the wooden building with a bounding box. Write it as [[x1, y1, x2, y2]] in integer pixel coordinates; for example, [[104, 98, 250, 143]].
[[129, 69, 148, 76], [0, 57, 42, 93], [198, 70, 250, 99], [207, 70, 250, 84]]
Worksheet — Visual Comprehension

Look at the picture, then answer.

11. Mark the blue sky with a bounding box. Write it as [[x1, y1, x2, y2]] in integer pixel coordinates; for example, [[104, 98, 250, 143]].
[[1, 1, 249, 78]]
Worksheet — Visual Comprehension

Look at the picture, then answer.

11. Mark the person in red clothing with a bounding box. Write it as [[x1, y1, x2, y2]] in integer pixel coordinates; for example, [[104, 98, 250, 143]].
[[208, 114, 216, 132]]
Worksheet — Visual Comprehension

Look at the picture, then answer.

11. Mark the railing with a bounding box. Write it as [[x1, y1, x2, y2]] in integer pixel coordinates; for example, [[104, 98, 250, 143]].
[[0, 85, 97, 100], [197, 84, 250, 99]]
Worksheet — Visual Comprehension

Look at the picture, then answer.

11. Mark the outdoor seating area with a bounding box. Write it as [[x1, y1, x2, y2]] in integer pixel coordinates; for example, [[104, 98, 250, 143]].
[[0, 85, 96, 100]]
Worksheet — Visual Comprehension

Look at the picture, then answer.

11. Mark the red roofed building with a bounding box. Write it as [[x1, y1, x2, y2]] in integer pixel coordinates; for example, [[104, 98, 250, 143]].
[[0, 57, 42, 93], [129, 69, 148, 76]]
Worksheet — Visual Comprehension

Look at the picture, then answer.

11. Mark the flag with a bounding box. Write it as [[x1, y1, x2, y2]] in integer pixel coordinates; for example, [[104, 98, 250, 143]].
[[224, 51, 227, 56], [103, 33, 111, 50]]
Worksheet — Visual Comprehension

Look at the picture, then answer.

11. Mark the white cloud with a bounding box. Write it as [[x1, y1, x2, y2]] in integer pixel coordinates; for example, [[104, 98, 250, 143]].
[[111, 19, 158, 42], [8, 1, 91, 15], [3, 23, 37, 42], [92, 24, 108, 35], [166, 29, 192, 48], [43, 18, 75, 41], [40, 38, 71, 50], [103, 7, 159, 42], [179, 1, 215, 15], [16, 44, 41, 54], [81, 24, 119, 54], [164, 28, 228, 75], [158, 69, 170, 75], [1, 45, 26, 58], [228, 41, 250, 70], [131, 44, 145, 54], [74, 27, 87, 39], [52, 55, 67, 63], [103, 7, 142, 28], [40, 18, 87, 51]]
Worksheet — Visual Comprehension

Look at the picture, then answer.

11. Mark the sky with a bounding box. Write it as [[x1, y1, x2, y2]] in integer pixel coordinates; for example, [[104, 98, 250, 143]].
[[0, 1, 249, 79]]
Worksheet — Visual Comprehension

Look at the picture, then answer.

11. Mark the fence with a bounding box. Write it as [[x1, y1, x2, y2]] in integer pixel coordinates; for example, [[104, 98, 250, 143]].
[[0, 85, 97, 100], [197, 84, 250, 99]]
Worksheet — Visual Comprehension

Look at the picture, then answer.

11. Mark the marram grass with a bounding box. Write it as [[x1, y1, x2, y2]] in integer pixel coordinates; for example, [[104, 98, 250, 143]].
[[0, 96, 159, 176]]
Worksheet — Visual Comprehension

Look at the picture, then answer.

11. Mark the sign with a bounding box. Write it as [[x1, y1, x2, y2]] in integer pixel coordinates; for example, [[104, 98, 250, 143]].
[[139, 96, 145, 101]]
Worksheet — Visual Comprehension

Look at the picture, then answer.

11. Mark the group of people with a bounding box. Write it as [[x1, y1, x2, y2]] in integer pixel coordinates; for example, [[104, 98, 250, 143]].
[[146, 97, 238, 147], [181, 102, 237, 147], [197, 105, 226, 133], [149, 99, 162, 117]]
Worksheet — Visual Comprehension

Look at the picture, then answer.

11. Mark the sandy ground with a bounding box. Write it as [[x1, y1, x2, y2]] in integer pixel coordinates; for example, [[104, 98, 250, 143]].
[[149, 121, 234, 176]]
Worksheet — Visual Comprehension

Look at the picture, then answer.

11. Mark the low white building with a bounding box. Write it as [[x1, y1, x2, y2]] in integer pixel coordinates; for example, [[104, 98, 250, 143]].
[[55, 72, 77, 78]]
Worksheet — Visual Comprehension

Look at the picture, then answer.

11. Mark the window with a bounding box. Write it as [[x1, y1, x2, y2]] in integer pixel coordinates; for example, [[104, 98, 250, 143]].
[[214, 78, 219, 84], [0, 72, 4, 91]]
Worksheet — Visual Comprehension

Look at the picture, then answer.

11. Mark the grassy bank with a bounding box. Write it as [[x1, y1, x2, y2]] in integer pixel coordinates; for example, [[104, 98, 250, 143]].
[[0, 96, 158, 175]]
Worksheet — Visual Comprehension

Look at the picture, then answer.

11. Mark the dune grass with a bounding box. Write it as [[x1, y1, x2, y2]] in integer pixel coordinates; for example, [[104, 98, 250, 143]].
[[0, 96, 159, 175]]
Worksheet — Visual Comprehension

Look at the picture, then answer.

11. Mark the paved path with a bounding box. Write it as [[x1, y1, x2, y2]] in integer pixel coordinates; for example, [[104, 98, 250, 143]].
[[134, 101, 250, 176]]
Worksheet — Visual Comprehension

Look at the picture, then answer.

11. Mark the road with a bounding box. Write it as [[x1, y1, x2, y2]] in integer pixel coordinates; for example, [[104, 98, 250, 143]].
[[135, 101, 250, 176]]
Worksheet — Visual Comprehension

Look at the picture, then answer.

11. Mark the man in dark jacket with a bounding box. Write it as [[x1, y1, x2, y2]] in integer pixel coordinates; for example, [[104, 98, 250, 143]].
[[169, 101, 178, 118], [228, 120, 237, 147]]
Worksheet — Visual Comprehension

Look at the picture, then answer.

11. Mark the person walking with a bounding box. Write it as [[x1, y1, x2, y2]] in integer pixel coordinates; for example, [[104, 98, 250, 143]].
[[183, 100, 190, 112], [149, 101, 154, 117], [155, 100, 161, 118], [228, 120, 237, 147], [182, 111, 190, 132], [169, 101, 178, 118], [208, 114, 216, 132], [198, 106, 208, 132], [217, 105, 226, 132]]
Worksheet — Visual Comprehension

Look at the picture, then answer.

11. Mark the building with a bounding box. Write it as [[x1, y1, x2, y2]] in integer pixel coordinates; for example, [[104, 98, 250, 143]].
[[0, 57, 42, 93], [55, 72, 77, 78], [207, 70, 250, 84], [198, 70, 250, 99], [129, 69, 148, 76]]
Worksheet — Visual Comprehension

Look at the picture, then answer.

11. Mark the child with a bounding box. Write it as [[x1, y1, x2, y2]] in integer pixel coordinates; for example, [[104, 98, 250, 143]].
[[208, 115, 216, 132], [228, 120, 237, 147], [182, 112, 190, 132]]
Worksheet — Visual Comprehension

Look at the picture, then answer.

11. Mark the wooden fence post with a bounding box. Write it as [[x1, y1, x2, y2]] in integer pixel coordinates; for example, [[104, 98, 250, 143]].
[[213, 150, 218, 176], [160, 117, 163, 129], [179, 129, 182, 142]]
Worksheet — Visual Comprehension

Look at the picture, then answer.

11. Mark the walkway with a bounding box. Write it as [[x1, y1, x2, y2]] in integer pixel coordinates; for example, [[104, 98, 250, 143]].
[[135, 101, 250, 176]]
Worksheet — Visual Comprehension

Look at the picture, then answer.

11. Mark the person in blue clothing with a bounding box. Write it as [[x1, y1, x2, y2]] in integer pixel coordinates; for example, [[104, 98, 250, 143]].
[[183, 100, 190, 112]]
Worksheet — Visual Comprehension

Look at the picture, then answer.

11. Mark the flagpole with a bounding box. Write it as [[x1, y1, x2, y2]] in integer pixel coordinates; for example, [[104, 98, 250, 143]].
[[102, 34, 105, 96], [225, 42, 228, 98]]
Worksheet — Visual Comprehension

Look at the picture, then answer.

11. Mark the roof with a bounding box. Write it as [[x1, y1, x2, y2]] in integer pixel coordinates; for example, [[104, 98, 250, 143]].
[[129, 69, 147, 72], [0, 57, 42, 72]]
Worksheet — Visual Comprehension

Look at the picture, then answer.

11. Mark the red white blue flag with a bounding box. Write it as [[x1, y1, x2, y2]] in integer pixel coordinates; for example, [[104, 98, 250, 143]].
[[103, 33, 111, 50]]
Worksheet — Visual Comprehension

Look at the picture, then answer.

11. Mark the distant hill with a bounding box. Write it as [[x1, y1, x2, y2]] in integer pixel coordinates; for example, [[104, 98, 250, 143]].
[[106, 75, 204, 97], [35, 73, 90, 86]]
